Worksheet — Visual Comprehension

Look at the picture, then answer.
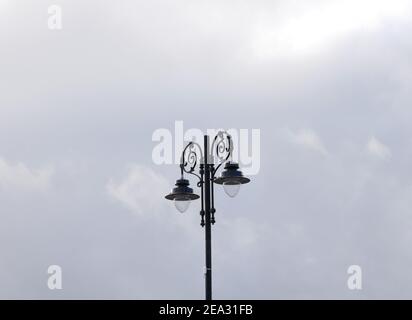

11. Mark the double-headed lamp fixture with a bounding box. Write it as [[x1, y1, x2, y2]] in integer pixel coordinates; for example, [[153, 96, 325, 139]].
[[164, 132, 251, 300]]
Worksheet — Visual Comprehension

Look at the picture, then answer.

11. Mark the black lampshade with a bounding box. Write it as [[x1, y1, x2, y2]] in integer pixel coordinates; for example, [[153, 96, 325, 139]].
[[165, 178, 200, 201], [214, 162, 250, 185]]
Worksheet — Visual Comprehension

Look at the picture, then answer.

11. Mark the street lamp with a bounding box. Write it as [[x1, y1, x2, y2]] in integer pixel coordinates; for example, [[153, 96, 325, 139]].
[[165, 131, 250, 300], [165, 178, 200, 213]]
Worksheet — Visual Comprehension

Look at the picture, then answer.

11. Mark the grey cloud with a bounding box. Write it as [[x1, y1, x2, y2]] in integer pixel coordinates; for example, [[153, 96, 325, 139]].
[[0, 0, 412, 299]]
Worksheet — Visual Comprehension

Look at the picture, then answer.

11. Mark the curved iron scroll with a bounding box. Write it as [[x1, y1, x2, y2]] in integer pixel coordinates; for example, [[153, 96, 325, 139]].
[[180, 141, 203, 185], [211, 131, 233, 178]]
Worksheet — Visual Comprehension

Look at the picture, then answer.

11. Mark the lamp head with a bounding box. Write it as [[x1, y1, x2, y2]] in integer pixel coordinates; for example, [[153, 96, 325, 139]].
[[165, 178, 200, 212], [214, 162, 250, 198]]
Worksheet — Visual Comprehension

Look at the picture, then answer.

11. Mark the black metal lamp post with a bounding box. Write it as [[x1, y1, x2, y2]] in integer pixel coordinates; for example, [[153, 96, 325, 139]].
[[165, 131, 250, 300]]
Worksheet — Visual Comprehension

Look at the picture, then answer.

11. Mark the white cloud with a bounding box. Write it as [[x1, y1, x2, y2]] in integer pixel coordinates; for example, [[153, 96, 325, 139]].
[[0, 157, 53, 191], [106, 165, 169, 216], [287, 128, 328, 155], [0, 0, 9, 9], [252, 0, 411, 57], [367, 136, 392, 159]]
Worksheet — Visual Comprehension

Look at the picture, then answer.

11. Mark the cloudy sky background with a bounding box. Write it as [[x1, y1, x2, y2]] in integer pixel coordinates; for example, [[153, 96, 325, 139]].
[[1, 0, 412, 299]]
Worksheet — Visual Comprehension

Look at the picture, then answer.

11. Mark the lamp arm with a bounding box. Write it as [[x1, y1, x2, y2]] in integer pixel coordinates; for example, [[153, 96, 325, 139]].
[[210, 131, 233, 179], [180, 141, 203, 182]]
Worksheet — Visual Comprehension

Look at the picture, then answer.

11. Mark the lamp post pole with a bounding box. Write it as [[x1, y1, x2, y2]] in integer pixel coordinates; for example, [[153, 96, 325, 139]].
[[204, 135, 212, 300], [165, 130, 250, 300]]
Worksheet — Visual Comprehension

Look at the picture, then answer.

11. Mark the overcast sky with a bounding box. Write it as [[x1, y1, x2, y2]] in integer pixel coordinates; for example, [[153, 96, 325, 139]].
[[1, 0, 412, 299]]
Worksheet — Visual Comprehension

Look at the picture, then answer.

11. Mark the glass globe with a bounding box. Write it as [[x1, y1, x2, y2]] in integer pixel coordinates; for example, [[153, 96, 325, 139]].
[[223, 181, 241, 198], [174, 198, 191, 213]]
